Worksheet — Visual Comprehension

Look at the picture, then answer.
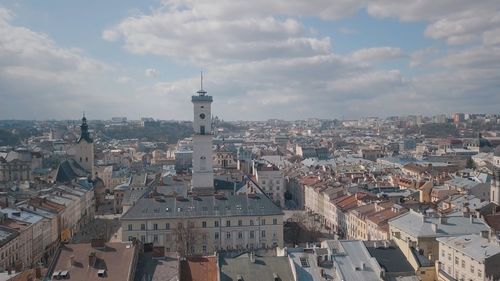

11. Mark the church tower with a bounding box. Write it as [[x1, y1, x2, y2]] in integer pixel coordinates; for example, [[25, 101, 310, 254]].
[[191, 74, 214, 192], [491, 146, 500, 205], [73, 114, 94, 176]]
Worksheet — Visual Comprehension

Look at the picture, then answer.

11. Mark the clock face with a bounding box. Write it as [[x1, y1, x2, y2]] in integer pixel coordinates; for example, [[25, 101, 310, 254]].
[[199, 113, 206, 119]]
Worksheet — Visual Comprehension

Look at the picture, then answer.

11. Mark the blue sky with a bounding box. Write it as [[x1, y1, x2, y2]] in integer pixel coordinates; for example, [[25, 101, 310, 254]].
[[0, 0, 499, 120]]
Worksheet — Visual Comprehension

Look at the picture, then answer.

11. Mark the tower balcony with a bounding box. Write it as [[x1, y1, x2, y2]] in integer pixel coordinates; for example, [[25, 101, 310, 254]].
[[192, 95, 213, 102]]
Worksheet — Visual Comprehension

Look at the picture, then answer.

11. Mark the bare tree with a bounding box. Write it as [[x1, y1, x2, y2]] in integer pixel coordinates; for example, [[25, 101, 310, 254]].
[[174, 220, 198, 257]]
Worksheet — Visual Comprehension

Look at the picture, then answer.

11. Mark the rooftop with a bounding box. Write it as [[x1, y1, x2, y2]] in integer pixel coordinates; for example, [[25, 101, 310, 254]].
[[121, 193, 283, 220], [180, 256, 217, 281], [0, 225, 19, 248], [364, 241, 414, 274], [219, 252, 294, 281], [52, 242, 137, 281], [389, 210, 490, 238]]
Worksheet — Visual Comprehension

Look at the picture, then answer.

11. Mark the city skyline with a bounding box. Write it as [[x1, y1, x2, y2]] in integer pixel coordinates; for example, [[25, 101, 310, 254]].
[[0, 1, 500, 120]]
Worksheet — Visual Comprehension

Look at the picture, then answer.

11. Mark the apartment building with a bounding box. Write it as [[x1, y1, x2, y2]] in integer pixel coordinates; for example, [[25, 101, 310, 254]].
[[121, 193, 283, 255], [389, 210, 490, 262], [437, 234, 500, 281], [254, 163, 285, 207]]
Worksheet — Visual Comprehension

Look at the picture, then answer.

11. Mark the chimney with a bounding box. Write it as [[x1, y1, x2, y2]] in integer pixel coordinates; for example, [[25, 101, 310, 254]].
[[68, 255, 75, 268], [89, 252, 96, 267], [431, 223, 438, 232]]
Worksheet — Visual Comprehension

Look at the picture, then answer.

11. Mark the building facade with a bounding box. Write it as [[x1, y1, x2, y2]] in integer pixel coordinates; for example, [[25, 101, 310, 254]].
[[121, 194, 284, 255]]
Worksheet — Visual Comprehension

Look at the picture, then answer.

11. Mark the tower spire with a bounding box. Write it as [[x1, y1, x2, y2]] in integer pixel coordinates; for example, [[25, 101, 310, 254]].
[[197, 70, 207, 96], [201, 70, 203, 91]]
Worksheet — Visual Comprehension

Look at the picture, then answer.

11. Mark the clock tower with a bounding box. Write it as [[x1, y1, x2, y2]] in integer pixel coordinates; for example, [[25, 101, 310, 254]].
[[191, 74, 214, 191]]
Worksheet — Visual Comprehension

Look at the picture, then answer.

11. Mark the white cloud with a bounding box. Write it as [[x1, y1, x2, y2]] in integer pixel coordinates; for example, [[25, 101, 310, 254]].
[[145, 68, 160, 77], [102, 29, 120, 42], [116, 76, 132, 84], [98, 0, 500, 120], [483, 28, 500, 46], [349, 47, 403, 63]]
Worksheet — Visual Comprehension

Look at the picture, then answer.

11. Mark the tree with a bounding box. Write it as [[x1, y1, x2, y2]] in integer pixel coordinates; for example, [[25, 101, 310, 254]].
[[174, 220, 198, 257]]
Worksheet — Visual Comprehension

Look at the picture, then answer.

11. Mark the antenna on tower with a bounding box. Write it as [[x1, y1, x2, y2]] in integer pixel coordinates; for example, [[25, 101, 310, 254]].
[[197, 69, 207, 96], [200, 70, 204, 91]]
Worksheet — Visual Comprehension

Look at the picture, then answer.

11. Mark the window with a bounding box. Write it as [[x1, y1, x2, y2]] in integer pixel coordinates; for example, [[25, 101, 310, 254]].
[[165, 223, 170, 229], [471, 265, 474, 273], [215, 221, 219, 227], [250, 231, 255, 238], [202, 245, 207, 253], [273, 218, 277, 225], [250, 220, 254, 226], [215, 232, 219, 239], [441, 250, 445, 257], [153, 235, 158, 242], [128, 224, 132, 231], [461, 260, 465, 268], [238, 220, 242, 226], [141, 235, 145, 242], [226, 220, 231, 227], [178, 222, 183, 229], [448, 253, 451, 261], [455, 257, 459, 265], [203, 233, 207, 241], [226, 232, 231, 239], [478, 269, 482, 277], [238, 232, 243, 239], [262, 180, 266, 184], [261, 219, 266, 225], [128, 236, 133, 241], [153, 224, 158, 230], [202, 221, 207, 228], [141, 224, 145, 230], [261, 230, 266, 238], [200, 125, 205, 134], [85, 157, 88, 162]]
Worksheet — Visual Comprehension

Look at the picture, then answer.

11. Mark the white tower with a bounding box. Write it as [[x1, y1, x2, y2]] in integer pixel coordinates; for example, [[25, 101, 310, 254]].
[[191, 74, 214, 191], [73, 114, 94, 176], [491, 147, 500, 205]]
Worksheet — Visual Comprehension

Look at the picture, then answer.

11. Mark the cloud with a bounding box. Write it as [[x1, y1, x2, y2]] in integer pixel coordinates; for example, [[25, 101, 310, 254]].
[[97, 0, 500, 120], [0, 7, 122, 119], [3, 1, 500, 120], [102, 29, 120, 42], [145, 68, 160, 77], [483, 28, 500, 46], [349, 47, 403, 63], [366, 0, 500, 45], [116, 76, 132, 84]]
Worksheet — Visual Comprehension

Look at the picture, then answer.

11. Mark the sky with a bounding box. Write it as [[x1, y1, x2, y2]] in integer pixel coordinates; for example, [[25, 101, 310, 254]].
[[0, 0, 499, 121]]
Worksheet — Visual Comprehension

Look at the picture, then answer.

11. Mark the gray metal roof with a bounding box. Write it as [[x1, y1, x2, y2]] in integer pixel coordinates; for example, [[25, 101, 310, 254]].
[[220, 253, 294, 281], [364, 241, 414, 274], [121, 193, 283, 220], [389, 210, 490, 237]]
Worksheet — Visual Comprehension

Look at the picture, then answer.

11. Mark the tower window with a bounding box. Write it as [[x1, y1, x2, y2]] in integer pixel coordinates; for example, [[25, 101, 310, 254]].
[[79, 157, 82, 162]]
